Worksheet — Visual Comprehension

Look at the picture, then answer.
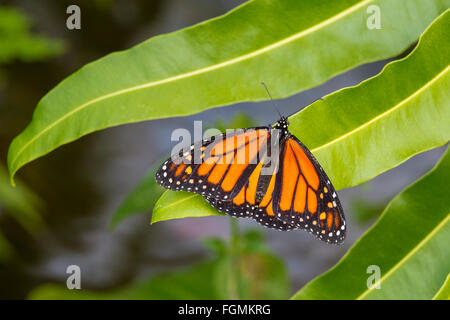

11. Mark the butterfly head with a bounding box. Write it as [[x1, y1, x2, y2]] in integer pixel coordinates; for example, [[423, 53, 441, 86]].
[[274, 116, 289, 134]]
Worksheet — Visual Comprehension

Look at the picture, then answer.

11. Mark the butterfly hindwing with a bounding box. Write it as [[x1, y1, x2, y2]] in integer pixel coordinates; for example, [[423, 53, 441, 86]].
[[205, 146, 297, 231], [272, 135, 346, 243]]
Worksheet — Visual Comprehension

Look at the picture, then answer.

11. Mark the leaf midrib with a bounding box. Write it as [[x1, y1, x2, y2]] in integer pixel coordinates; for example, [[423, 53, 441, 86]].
[[356, 214, 450, 300], [311, 65, 450, 154], [10, 0, 373, 170], [154, 193, 197, 210]]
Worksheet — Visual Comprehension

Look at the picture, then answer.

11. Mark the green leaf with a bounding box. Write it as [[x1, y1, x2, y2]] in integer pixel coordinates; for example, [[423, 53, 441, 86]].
[[0, 232, 15, 262], [292, 147, 450, 300], [0, 6, 64, 64], [8, 0, 449, 183], [0, 164, 44, 261], [152, 191, 226, 224], [433, 274, 450, 300], [0, 164, 44, 234], [111, 113, 256, 228], [350, 196, 386, 225], [110, 163, 165, 229], [214, 251, 290, 300], [210, 112, 258, 134], [152, 11, 450, 224]]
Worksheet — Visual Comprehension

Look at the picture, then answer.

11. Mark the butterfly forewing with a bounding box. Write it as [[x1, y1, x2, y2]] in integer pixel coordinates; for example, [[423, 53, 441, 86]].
[[155, 128, 270, 201]]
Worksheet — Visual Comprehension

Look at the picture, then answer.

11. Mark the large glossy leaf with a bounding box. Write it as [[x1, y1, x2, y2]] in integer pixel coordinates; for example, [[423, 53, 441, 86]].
[[152, 11, 450, 224], [292, 147, 450, 300], [8, 0, 449, 183]]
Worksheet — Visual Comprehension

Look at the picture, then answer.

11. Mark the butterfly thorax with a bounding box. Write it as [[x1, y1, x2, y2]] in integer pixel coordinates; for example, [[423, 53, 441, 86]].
[[274, 116, 290, 137]]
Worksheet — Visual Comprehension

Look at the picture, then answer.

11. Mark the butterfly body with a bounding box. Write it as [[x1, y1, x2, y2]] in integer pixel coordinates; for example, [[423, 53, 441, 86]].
[[156, 117, 346, 244]]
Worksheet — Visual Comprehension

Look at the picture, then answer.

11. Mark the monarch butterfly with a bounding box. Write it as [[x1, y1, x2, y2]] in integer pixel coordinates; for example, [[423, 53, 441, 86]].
[[155, 116, 346, 244]]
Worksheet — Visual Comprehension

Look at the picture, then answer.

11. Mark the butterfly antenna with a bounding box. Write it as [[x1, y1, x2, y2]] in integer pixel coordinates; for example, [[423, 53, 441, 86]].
[[261, 82, 282, 119]]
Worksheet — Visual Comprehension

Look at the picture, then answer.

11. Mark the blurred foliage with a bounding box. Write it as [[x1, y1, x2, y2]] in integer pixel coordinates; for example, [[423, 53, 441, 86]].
[[350, 197, 387, 225], [29, 226, 290, 299], [0, 4, 58, 260], [0, 164, 43, 231], [0, 164, 44, 261], [207, 112, 258, 134], [0, 0, 162, 299], [111, 112, 257, 229], [0, 6, 64, 65], [110, 162, 164, 229], [93, 0, 116, 11], [0, 231, 15, 262]]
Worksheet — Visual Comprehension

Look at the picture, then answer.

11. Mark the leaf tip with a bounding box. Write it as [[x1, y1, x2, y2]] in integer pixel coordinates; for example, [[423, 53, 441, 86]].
[[149, 215, 159, 225], [9, 172, 16, 188]]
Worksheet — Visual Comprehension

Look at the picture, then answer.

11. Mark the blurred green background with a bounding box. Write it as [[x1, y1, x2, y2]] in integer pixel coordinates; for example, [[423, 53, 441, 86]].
[[0, 0, 446, 299]]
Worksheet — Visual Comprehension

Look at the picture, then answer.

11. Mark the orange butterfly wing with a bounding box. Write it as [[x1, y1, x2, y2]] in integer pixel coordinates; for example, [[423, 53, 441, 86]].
[[156, 128, 269, 201], [272, 136, 346, 243], [156, 121, 346, 243], [207, 154, 298, 231]]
